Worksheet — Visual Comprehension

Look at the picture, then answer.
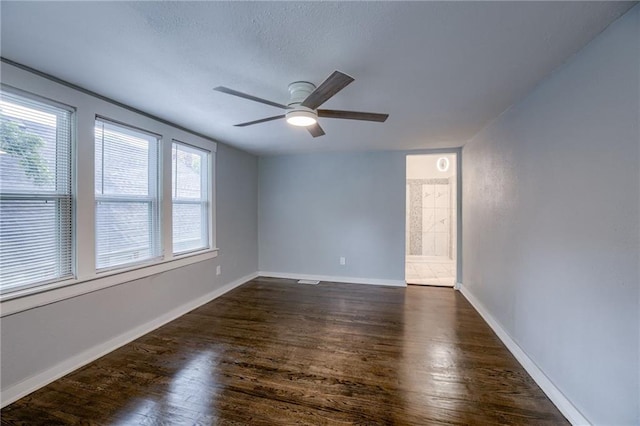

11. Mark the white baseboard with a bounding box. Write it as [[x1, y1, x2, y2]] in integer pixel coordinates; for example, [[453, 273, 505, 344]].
[[258, 271, 406, 287], [0, 272, 258, 408], [459, 284, 590, 426]]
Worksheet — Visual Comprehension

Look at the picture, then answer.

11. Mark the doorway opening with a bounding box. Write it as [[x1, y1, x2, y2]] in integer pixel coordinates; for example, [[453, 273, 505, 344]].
[[405, 153, 458, 287]]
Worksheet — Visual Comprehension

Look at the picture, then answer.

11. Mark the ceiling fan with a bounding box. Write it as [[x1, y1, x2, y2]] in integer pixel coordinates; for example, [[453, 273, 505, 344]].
[[213, 71, 389, 138]]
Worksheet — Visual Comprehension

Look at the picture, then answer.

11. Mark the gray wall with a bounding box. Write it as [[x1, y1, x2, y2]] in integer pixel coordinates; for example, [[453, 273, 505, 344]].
[[216, 143, 259, 283], [462, 6, 639, 425], [259, 152, 406, 281], [0, 143, 258, 392]]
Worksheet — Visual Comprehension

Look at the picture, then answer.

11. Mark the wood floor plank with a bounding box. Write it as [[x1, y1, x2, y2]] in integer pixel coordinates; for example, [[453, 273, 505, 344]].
[[1, 278, 569, 425]]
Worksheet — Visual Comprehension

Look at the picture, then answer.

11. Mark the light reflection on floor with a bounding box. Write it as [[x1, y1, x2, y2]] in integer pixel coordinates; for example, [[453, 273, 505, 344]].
[[399, 287, 466, 417], [167, 351, 219, 420], [111, 350, 220, 424]]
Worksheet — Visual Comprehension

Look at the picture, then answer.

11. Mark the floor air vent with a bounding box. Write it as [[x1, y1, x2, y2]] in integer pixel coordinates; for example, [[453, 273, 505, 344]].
[[298, 279, 320, 285]]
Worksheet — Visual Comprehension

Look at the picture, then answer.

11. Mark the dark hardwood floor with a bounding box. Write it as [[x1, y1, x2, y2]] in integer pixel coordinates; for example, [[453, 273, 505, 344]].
[[1, 277, 568, 425]]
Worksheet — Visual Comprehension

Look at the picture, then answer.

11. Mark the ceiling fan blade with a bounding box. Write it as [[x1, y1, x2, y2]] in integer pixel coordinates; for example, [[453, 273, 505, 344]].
[[317, 109, 389, 122], [234, 115, 285, 127], [214, 86, 290, 110], [307, 123, 325, 138], [301, 71, 354, 109]]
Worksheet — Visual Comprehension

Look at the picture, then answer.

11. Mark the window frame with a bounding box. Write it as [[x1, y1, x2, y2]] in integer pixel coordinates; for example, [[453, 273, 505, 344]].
[[94, 116, 163, 271], [171, 139, 212, 256], [0, 72, 218, 316], [0, 85, 76, 294]]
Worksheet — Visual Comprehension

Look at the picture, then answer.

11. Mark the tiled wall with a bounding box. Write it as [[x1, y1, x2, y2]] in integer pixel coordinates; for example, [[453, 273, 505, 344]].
[[407, 178, 453, 257]]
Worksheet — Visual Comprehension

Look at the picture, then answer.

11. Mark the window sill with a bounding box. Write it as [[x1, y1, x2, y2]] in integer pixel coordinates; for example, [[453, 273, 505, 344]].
[[0, 248, 219, 317]]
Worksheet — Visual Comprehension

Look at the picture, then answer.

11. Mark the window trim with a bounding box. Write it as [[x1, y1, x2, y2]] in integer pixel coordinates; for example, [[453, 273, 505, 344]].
[[171, 139, 212, 256], [0, 248, 218, 316], [0, 86, 76, 294], [94, 117, 162, 271]]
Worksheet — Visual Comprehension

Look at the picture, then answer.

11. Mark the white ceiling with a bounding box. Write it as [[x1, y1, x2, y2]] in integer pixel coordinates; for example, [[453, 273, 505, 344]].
[[1, 1, 634, 155]]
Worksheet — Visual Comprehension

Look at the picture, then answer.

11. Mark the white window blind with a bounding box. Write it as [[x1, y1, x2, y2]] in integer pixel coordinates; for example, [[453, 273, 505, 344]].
[[95, 118, 160, 270], [172, 141, 210, 254], [0, 89, 73, 293]]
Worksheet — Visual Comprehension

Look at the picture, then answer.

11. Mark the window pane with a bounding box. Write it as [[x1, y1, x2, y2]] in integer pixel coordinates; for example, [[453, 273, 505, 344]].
[[1, 103, 56, 193], [95, 118, 160, 270], [0, 90, 73, 293], [0, 198, 72, 289], [173, 202, 207, 254], [95, 121, 152, 196], [96, 201, 153, 269], [175, 147, 202, 199], [173, 143, 205, 200], [172, 141, 209, 254]]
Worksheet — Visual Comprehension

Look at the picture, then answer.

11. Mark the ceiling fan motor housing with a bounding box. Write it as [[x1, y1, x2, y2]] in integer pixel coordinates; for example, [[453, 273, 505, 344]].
[[286, 81, 318, 125], [287, 81, 316, 107]]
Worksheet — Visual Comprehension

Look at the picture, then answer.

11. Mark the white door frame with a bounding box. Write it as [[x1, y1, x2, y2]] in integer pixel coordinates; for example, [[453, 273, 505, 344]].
[[405, 148, 462, 287]]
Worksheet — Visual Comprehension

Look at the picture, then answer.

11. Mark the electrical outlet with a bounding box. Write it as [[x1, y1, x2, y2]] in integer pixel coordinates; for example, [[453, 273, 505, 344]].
[[339, 257, 346, 265], [216, 265, 221, 275]]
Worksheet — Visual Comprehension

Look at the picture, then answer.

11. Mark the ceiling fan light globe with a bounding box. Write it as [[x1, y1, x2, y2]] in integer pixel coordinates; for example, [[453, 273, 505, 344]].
[[287, 116, 317, 127], [285, 110, 317, 127]]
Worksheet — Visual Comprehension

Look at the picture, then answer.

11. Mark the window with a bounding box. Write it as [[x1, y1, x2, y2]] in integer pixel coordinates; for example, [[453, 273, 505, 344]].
[[94, 118, 160, 270], [172, 141, 210, 254], [0, 89, 73, 293], [1, 73, 218, 312]]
